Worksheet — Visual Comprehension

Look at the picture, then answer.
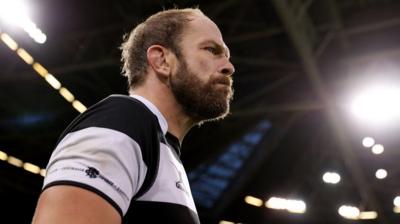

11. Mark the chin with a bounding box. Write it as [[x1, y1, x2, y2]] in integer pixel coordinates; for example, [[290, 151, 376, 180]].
[[197, 103, 231, 124]]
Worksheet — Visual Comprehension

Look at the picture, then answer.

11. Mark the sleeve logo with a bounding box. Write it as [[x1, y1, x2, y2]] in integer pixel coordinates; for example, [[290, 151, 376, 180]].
[[85, 167, 100, 178]]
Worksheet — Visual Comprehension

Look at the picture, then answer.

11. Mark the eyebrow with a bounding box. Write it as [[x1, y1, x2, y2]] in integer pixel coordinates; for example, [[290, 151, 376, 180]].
[[202, 40, 231, 59]]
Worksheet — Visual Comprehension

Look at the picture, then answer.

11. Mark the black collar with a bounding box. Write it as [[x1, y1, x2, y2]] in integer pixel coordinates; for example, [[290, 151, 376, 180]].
[[165, 132, 181, 157]]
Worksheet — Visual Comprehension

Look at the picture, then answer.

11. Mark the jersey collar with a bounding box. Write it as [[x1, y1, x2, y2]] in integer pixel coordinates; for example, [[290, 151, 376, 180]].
[[130, 94, 168, 135]]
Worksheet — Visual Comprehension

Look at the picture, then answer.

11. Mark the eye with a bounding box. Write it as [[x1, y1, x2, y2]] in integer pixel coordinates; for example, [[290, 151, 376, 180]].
[[204, 46, 219, 55]]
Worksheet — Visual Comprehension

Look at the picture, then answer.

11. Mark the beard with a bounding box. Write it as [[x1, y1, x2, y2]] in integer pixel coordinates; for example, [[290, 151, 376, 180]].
[[170, 59, 234, 124]]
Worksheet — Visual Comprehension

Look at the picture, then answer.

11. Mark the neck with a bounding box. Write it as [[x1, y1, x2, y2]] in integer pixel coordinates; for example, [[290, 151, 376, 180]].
[[129, 80, 195, 142]]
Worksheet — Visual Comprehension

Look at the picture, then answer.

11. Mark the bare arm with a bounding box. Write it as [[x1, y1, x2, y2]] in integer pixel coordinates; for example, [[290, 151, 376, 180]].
[[32, 185, 121, 224]]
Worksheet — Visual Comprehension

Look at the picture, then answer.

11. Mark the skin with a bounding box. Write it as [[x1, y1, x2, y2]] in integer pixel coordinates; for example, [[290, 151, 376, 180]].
[[134, 11, 234, 141], [169, 15, 234, 123], [32, 185, 121, 224], [31, 11, 234, 224]]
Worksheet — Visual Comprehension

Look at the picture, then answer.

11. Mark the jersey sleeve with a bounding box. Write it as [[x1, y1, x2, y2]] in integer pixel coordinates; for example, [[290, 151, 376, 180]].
[[43, 126, 148, 216]]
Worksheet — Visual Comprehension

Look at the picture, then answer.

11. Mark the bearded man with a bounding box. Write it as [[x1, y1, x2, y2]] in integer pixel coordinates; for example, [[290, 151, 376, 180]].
[[32, 7, 234, 224]]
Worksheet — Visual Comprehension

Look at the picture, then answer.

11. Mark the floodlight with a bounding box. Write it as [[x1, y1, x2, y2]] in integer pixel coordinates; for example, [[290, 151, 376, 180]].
[[322, 172, 341, 184], [362, 137, 375, 148], [338, 205, 360, 220], [375, 169, 387, 179], [0, 0, 47, 43], [393, 196, 400, 207], [371, 144, 384, 154], [265, 197, 306, 214], [350, 85, 400, 126]]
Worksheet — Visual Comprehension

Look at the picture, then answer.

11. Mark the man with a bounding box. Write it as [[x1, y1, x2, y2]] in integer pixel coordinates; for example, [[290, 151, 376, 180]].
[[32, 7, 234, 224]]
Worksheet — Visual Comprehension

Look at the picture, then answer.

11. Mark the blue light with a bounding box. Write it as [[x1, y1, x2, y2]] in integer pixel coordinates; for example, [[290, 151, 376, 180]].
[[4, 113, 50, 126], [189, 119, 272, 208]]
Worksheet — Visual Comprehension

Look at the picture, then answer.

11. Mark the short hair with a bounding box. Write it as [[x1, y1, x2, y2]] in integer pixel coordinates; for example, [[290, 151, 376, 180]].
[[120, 8, 203, 88]]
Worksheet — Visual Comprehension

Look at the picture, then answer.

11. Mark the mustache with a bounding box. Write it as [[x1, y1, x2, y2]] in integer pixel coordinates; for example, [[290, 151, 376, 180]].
[[211, 75, 232, 86]]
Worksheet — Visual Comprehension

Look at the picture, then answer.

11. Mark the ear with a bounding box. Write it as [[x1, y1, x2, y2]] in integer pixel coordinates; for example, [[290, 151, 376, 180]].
[[147, 45, 175, 80]]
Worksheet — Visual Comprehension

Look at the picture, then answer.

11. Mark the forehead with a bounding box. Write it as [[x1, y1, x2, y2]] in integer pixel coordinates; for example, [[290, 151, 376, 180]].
[[182, 13, 230, 53]]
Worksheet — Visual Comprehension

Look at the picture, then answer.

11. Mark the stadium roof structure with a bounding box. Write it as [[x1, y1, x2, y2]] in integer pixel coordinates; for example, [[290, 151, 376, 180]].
[[1, 0, 400, 223]]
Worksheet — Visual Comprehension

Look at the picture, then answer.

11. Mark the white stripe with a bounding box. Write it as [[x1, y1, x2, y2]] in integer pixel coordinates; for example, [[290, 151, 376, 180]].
[[138, 143, 198, 214], [44, 127, 147, 215]]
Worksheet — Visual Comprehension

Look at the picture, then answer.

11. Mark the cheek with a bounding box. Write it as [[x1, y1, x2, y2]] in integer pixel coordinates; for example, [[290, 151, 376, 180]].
[[199, 58, 210, 70], [197, 58, 214, 75]]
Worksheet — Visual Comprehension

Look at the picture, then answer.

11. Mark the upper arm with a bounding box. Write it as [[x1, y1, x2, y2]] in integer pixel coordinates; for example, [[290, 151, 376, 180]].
[[32, 185, 121, 224], [40, 127, 148, 218], [34, 98, 158, 222]]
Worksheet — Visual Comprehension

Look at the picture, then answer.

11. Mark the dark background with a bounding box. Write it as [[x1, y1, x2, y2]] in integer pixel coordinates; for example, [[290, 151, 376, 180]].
[[1, 0, 400, 223]]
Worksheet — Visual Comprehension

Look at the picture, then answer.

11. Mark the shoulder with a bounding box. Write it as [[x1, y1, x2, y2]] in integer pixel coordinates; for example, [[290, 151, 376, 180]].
[[87, 94, 156, 125], [59, 95, 161, 148]]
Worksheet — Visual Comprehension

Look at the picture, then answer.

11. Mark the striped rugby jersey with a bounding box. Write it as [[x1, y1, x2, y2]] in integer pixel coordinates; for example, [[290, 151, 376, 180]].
[[43, 94, 200, 223]]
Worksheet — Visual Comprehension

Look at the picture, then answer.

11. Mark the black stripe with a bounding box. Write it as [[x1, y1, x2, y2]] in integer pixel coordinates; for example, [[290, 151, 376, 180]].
[[57, 95, 161, 169], [43, 180, 123, 217], [54, 94, 162, 202], [124, 201, 200, 224]]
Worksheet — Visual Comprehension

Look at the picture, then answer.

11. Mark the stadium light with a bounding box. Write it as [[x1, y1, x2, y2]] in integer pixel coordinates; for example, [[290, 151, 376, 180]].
[[394, 196, 400, 207], [244, 196, 263, 207], [350, 84, 400, 126], [362, 137, 375, 148], [0, 0, 47, 43], [338, 205, 360, 220], [322, 172, 341, 184], [394, 206, 400, 213], [371, 144, 384, 155], [338, 205, 377, 220], [265, 197, 306, 214], [375, 169, 387, 179], [358, 211, 378, 220], [0, 31, 87, 113]]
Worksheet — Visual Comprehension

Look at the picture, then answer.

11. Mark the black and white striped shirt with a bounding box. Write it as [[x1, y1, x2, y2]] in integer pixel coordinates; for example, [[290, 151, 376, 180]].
[[43, 94, 200, 223]]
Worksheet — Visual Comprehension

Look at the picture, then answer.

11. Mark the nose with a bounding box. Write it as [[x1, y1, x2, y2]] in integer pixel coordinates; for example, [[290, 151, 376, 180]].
[[220, 59, 235, 77]]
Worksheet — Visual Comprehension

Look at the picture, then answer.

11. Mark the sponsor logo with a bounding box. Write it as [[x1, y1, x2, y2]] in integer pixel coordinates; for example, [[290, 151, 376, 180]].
[[50, 166, 129, 200], [85, 167, 99, 178], [168, 161, 189, 195]]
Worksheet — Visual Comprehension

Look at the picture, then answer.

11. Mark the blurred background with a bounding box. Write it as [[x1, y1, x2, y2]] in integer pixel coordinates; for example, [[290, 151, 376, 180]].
[[1, 0, 400, 223]]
